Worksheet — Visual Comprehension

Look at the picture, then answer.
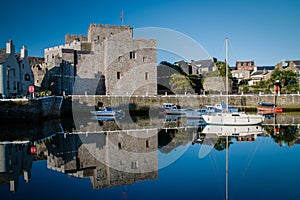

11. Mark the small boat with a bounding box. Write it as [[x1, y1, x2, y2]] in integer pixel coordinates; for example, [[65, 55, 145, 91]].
[[91, 107, 125, 118], [257, 107, 283, 113], [184, 104, 238, 119], [184, 107, 215, 119], [257, 102, 283, 114], [162, 103, 186, 115]]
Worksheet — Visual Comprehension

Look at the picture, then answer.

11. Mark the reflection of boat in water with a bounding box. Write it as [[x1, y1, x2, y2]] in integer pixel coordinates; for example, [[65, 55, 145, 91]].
[[202, 125, 264, 136]]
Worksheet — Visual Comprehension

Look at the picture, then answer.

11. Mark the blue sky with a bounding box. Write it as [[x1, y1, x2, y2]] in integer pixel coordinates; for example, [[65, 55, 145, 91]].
[[0, 0, 299, 66]]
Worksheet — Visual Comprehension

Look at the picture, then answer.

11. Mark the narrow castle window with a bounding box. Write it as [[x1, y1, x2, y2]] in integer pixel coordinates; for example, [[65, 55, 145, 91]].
[[117, 72, 121, 79], [131, 161, 138, 169], [146, 140, 149, 148], [130, 51, 137, 59], [145, 72, 149, 80], [118, 142, 122, 149], [143, 56, 146, 62]]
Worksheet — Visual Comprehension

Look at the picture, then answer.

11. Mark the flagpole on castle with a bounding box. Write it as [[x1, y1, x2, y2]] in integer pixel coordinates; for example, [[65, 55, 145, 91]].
[[120, 10, 124, 26]]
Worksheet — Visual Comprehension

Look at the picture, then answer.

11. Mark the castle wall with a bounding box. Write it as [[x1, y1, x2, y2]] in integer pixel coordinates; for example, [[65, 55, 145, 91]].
[[87, 24, 132, 43], [43, 24, 157, 95], [105, 38, 157, 95]]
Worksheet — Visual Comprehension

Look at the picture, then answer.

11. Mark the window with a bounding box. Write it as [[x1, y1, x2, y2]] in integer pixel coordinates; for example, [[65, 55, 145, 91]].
[[146, 140, 149, 148], [130, 51, 137, 59], [145, 72, 149, 80], [118, 56, 123, 62], [143, 56, 146, 62], [117, 72, 121, 79], [131, 161, 138, 169], [25, 74, 30, 81], [118, 142, 122, 149]]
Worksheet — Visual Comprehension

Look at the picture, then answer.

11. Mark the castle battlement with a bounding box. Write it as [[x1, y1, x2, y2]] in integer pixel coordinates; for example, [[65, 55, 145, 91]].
[[45, 41, 82, 51], [65, 34, 87, 44], [89, 23, 132, 30]]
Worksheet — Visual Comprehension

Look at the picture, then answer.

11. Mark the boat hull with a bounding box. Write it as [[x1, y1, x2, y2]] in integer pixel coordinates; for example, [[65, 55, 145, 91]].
[[257, 107, 283, 113]]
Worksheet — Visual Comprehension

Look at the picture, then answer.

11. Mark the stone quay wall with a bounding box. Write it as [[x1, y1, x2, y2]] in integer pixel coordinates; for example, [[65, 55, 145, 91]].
[[0, 96, 62, 120], [69, 94, 300, 109]]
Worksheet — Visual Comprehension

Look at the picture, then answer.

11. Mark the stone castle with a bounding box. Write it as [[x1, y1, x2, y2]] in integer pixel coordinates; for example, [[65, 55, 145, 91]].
[[37, 23, 157, 95]]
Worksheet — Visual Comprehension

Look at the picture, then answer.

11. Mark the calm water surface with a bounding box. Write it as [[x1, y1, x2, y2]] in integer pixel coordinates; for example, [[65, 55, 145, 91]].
[[1, 114, 300, 200]]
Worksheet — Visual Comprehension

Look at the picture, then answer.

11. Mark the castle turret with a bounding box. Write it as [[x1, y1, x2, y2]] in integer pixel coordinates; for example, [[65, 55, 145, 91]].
[[6, 40, 15, 54]]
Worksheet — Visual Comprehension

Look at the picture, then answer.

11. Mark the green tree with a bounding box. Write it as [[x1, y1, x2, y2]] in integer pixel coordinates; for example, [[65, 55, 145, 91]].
[[269, 68, 298, 87], [169, 74, 195, 94], [215, 61, 232, 78], [242, 85, 249, 93]]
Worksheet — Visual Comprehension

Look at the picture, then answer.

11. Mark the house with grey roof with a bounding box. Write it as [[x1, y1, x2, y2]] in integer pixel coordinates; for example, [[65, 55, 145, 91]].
[[248, 69, 270, 85], [174, 58, 216, 75], [0, 40, 33, 98]]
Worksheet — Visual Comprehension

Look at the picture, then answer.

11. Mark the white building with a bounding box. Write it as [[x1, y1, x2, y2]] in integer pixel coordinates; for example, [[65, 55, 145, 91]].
[[0, 40, 33, 97]]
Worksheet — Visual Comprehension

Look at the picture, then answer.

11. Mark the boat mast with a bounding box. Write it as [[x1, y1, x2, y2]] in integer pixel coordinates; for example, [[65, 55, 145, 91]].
[[225, 37, 229, 111]]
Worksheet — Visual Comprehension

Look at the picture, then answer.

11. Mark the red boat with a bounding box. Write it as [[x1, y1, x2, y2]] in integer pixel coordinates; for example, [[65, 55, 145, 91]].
[[257, 107, 283, 114]]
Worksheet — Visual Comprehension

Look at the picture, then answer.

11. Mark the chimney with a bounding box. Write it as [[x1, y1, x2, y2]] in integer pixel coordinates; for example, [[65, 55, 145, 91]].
[[6, 40, 15, 54], [21, 45, 28, 58]]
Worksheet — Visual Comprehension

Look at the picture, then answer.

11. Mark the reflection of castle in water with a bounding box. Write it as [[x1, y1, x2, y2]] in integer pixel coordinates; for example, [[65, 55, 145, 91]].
[[43, 129, 158, 189], [0, 142, 34, 192]]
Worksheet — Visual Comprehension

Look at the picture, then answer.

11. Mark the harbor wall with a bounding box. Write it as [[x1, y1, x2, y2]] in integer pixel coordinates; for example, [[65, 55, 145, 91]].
[[0, 96, 62, 120], [68, 94, 300, 110]]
